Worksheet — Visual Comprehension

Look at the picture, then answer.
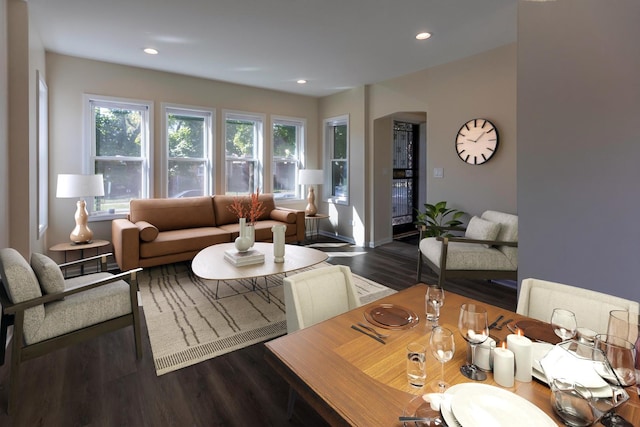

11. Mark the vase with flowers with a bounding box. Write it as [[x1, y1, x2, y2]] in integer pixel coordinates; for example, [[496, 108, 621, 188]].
[[227, 189, 267, 251]]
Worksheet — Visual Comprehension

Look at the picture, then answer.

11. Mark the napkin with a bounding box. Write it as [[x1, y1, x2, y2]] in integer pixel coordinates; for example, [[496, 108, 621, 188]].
[[539, 345, 612, 398]]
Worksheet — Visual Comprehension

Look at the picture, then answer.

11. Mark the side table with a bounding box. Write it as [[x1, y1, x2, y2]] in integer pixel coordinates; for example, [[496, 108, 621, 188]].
[[49, 239, 111, 277], [304, 214, 329, 240]]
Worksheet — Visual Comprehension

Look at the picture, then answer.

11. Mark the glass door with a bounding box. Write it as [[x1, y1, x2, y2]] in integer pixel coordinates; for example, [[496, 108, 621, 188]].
[[392, 121, 419, 236]]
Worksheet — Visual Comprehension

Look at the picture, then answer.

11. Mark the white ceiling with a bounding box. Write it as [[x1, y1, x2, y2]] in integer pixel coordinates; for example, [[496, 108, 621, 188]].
[[28, 0, 518, 97]]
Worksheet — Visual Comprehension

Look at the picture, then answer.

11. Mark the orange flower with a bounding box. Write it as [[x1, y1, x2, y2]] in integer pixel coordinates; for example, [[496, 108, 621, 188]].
[[227, 189, 266, 225]]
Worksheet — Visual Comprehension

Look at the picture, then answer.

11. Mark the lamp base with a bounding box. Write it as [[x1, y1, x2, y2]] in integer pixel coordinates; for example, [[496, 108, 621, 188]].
[[305, 187, 318, 216], [69, 200, 94, 244]]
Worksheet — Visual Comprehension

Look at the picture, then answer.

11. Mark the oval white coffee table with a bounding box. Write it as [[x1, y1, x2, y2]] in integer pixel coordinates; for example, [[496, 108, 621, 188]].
[[192, 242, 329, 301]]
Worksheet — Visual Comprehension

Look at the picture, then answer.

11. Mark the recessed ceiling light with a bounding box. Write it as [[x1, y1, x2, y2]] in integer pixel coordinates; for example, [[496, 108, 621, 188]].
[[297, 79, 307, 84], [143, 48, 159, 55], [415, 32, 432, 40]]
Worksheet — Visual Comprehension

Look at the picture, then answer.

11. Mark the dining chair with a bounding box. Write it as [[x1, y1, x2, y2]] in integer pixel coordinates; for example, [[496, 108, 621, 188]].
[[282, 264, 362, 418], [516, 277, 639, 334], [0, 248, 143, 415]]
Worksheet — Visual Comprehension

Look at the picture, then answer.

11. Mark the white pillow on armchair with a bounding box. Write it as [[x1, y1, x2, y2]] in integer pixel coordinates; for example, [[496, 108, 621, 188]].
[[465, 216, 501, 248]]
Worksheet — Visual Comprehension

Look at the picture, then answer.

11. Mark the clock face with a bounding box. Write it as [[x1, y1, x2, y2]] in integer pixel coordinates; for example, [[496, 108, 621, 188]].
[[455, 119, 499, 165]]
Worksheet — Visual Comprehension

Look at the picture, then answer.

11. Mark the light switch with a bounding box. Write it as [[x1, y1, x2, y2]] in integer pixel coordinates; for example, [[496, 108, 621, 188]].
[[433, 168, 444, 178]]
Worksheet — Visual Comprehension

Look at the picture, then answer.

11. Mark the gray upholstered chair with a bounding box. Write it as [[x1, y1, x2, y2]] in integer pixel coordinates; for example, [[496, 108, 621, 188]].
[[282, 265, 361, 417], [0, 248, 142, 414], [517, 277, 640, 334], [417, 210, 518, 286]]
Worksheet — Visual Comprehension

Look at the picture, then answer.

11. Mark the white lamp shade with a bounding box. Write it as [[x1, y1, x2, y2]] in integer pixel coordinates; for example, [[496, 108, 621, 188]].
[[299, 169, 323, 185], [56, 174, 105, 198]]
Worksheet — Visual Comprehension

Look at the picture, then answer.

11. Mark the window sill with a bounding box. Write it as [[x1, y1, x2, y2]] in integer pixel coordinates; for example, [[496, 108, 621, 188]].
[[88, 212, 128, 222]]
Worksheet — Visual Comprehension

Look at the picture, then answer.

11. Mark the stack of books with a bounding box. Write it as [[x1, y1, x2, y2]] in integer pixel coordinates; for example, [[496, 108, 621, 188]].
[[224, 249, 265, 266]]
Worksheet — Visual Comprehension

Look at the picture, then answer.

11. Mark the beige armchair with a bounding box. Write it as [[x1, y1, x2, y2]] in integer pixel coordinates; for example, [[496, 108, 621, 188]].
[[0, 248, 142, 414], [417, 210, 518, 286]]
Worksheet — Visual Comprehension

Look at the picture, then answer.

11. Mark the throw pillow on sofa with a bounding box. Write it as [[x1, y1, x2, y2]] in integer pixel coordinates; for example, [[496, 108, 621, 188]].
[[136, 221, 159, 242]]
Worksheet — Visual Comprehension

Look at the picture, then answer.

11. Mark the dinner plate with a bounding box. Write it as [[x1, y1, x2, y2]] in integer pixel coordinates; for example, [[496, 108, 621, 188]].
[[531, 341, 554, 383], [446, 383, 556, 427], [364, 304, 419, 330]]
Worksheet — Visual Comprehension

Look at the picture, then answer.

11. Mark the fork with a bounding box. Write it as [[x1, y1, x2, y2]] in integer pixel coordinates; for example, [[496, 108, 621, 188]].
[[493, 318, 513, 331], [357, 322, 389, 339]]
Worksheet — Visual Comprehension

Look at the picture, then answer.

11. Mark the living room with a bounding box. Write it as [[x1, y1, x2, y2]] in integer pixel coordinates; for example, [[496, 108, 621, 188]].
[[1, 0, 639, 424]]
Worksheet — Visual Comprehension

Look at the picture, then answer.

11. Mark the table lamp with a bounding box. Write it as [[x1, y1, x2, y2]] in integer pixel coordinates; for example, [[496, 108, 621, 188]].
[[299, 169, 323, 216], [56, 174, 105, 244]]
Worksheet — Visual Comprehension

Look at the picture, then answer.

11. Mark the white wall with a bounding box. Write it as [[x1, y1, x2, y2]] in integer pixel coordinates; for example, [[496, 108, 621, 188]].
[[45, 53, 319, 248], [518, 0, 640, 301]]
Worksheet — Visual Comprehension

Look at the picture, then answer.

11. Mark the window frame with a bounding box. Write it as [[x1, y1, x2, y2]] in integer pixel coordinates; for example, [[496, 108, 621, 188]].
[[84, 94, 153, 214], [162, 103, 215, 198], [271, 115, 306, 200], [324, 114, 349, 205], [223, 110, 265, 195]]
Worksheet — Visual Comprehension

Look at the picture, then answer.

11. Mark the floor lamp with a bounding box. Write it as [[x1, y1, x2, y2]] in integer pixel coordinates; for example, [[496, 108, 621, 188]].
[[56, 174, 105, 244], [299, 169, 323, 216]]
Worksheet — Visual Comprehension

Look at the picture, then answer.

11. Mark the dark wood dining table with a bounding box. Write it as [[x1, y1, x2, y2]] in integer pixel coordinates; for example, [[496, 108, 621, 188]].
[[264, 283, 640, 426]]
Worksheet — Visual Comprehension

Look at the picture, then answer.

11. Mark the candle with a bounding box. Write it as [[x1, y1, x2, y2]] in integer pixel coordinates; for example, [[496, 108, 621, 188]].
[[507, 332, 532, 382], [493, 343, 515, 387], [474, 337, 496, 371]]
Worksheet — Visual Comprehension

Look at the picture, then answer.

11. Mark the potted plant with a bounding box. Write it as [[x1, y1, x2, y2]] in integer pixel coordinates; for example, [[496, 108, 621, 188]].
[[415, 201, 466, 238]]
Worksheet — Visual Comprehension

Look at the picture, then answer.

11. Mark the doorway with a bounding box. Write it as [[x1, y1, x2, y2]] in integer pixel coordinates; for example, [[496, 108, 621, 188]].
[[392, 121, 419, 237]]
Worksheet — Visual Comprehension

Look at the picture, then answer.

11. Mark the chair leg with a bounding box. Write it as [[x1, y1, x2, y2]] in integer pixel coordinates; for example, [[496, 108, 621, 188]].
[[0, 312, 13, 366], [416, 252, 423, 282], [286, 386, 297, 420], [7, 313, 24, 415]]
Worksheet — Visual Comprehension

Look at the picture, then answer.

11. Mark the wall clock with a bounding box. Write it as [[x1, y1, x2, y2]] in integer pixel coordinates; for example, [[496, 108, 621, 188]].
[[455, 118, 499, 165]]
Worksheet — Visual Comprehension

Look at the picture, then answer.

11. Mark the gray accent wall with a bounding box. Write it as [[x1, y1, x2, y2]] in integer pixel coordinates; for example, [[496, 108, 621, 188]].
[[518, 0, 640, 301]]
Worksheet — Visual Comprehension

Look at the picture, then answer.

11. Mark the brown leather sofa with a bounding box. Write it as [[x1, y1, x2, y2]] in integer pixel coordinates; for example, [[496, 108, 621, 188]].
[[111, 194, 305, 271]]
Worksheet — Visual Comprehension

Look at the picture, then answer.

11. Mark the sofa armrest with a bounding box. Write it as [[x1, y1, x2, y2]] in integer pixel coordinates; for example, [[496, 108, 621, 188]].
[[112, 219, 141, 271], [273, 207, 305, 242]]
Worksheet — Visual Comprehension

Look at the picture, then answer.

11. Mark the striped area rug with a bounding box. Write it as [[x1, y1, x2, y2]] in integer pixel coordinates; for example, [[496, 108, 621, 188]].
[[138, 261, 396, 375]]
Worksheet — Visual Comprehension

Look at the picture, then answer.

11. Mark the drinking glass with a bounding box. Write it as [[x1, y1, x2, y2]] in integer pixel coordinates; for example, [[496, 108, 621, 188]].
[[458, 303, 489, 381], [607, 310, 640, 389], [593, 334, 636, 387], [551, 308, 578, 341], [425, 285, 445, 327], [407, 342, 427, 388], [430, 326, 455, 392]]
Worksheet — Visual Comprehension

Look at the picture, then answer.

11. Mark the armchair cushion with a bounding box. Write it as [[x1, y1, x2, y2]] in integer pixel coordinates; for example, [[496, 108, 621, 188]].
[[420, 238, 516, 271], [30, 253, 65, 294], [465, 216, 501, 248]]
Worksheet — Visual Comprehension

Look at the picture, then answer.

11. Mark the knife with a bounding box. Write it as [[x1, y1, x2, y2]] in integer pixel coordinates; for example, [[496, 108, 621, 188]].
[[398, 416, 438, 423], [488, 314, 504, 330], [351, 324, 386, 344]]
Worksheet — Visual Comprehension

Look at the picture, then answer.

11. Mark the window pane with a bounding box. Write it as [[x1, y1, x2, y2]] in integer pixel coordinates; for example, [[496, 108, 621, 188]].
[[226, 159, 256, 194], [168, 160, 206, 198], [94, 106, 143, 157], [96, 159, 142, 211], [273, 123, 297, 158], [332, 160, 348, 198], [226, 119, 255, 157], [168, 114, 205, 158], [333, 124, 347, 159], [273, 159, 297, 198]]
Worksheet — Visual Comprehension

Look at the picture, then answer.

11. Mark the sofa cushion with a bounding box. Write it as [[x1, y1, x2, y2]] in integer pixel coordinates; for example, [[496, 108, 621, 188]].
[[213, 194, 276, 226], [136, 221, 159, 242], [129, 197, 215, 232], [30, 253, 65, 294], [139, 227, 231, 259], [465, 216, 501, 248]]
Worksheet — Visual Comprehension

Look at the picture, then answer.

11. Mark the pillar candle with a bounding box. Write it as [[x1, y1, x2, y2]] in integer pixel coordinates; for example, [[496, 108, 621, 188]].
[[474, 337, 496, 371], [493, 344, 515, 387], [507, 333, 532, 382]]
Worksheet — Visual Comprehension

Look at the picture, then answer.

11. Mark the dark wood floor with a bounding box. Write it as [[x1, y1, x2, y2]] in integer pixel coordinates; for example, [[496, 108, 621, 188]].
[[0, 237, 516, 426]]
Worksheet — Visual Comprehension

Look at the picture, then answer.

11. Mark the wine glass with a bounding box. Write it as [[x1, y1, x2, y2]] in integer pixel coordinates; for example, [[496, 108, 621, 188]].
[[458, 303, 489, 381], [425, 285, 445, 327], [551, 308, 578, 341], [430, 326, 455, 392]]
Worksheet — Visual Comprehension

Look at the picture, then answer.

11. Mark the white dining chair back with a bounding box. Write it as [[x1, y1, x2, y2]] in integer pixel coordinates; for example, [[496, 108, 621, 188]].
[[283, 265, 361, 333], [517, 278, 639, 334]]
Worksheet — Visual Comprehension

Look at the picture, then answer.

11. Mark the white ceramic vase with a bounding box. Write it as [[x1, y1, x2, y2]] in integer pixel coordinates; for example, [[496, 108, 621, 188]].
[[271, 224, 286, 263], [234, 218, 252, 252], [246, 223, 255, 248]]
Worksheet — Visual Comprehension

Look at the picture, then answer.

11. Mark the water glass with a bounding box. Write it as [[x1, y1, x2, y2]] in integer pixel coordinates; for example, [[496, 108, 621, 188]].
[[425, 285, 445, 326], [407, 342, 427, 388], [593, 334, 636, 387], [551, 308, 578, 341], [607, 310, 640, 389]]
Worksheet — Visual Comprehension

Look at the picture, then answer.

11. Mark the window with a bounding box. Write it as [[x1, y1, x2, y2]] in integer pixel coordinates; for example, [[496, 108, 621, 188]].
[[272, 116, 305, 200], [164, 105, 214, 198], [324, 115, 349, 204], [224, 111, 264, 195], [86, 95, 152, 213]]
